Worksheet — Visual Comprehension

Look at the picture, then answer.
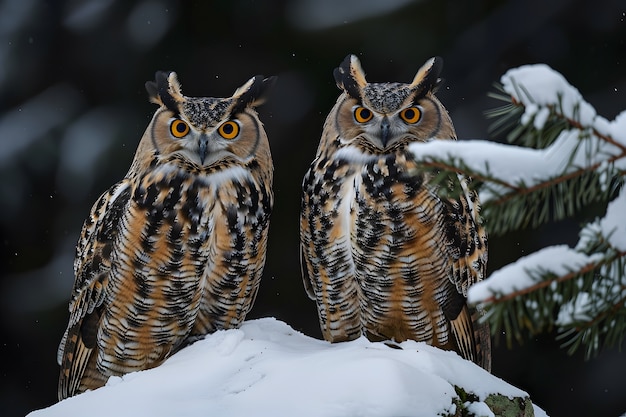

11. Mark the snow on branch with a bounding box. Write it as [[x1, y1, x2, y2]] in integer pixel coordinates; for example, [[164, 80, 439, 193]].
[[593, 187, 626, 252], [409, 63, 626, 357], [467, 245, 604, 305], [502, 64, 597, 128], [409, 63, 626, 215]]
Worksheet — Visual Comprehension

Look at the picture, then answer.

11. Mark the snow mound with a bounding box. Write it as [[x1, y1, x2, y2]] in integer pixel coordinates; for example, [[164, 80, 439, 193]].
[[28, 318, 547, 417]]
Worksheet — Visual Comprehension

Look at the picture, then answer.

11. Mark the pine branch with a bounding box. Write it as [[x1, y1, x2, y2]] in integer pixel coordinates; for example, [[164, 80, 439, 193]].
[[412, 146, 622, 235], [487, 156, 621, 208], [454, 65, 626, 358], [483, 167, 617, 235], [481, 83, 626, 234], [487, 85, 568, 149], [483, 249, 626, 357], [415, 158, 522, 195]]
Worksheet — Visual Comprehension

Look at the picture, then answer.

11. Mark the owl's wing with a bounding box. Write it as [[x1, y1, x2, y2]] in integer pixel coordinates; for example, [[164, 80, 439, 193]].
[[442, 175, 490, 371], [299, 245, 316, 300], [299, 165, 321, 301], [57, 180, 132, 400], [448, 175, 487, 296], [300, 162, 363, 342]]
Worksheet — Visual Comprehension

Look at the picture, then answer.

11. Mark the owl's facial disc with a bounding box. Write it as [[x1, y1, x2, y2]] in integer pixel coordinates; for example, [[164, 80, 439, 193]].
[[350, 103, 423, 151], [164, 114, 232, 167], [163, 97, 252, 167], [196, 124, 243, 167], [356, 112, 393, 148]]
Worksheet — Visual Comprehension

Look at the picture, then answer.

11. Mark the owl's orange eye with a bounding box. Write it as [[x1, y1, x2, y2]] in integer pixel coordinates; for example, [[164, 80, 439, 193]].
[[218, 121, 240, 139], [170, 119, 190, 138], [354, 107, 373, 123], [400, 107, 422, 124]]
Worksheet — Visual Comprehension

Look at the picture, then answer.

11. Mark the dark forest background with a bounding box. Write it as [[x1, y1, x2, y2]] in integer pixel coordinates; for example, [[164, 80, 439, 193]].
[[1, 1, 625, 416]]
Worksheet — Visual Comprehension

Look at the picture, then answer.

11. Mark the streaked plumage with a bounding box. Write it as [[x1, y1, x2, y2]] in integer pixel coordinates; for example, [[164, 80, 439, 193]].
[[300, 55, 490, 370], [57, 71, 275, 399]]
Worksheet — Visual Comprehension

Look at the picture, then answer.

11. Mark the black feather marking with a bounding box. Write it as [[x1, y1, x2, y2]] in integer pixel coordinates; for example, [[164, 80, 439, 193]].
[[432, 77, 445, 94], [96, 187, 131, 243], [334, 55, 362, 99], [425, 56, 444, 91], [80, 310, 101, 349], [442, 287, 467, 321], [146, 71, 179, 113], [413, 57, 444, 101], [168, 221, 183, 244], [231, 75, 277, 115], [246, 180, 260, 212], [226, 205, 240, 232], [134, 270, 152, 299]]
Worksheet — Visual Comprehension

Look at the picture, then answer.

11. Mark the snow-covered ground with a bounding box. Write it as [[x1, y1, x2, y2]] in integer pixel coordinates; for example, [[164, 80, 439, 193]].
[[29, 318, 547, 417]]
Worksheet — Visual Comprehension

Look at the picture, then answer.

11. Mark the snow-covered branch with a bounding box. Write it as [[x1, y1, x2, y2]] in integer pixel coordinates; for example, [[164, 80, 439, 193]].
[[409, 63, 626, 357]]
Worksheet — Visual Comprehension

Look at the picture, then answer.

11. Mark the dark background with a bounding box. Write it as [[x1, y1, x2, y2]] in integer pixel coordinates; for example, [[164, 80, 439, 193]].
[[1, 1, 625, 416]]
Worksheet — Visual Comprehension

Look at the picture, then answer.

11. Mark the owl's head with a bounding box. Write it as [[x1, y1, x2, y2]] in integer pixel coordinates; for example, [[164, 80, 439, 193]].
[[137, 71, 275, 172], [326, 54, 456, 155]]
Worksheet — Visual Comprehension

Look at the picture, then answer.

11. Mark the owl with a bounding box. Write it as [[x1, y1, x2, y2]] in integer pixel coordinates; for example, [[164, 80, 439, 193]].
[[300, 55, 490, 371], [57, 71, 275, 400]]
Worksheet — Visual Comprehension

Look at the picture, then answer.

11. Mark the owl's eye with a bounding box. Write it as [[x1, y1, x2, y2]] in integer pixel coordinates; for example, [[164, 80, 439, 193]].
[[170, 119, 190, 138], [354, 107, 373, 123], [400, 107, 422, 124], [218, 120, 240, 139]]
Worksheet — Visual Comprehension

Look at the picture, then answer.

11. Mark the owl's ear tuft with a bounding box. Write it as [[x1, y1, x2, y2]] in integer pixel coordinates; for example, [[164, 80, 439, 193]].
[[410, 57, 444, 95], [145, 71, 184, 112], [334, 54, 367, 99], [232, 75, 277, 113]]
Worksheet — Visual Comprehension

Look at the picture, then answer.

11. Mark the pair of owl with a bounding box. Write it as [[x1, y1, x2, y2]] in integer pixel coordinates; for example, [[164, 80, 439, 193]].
[[57, 54, 490, 400]]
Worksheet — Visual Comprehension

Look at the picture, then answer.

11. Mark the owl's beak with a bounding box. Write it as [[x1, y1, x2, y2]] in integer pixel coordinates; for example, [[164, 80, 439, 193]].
[[380, 116, 391, 147], [198, 135, 209, 164]]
